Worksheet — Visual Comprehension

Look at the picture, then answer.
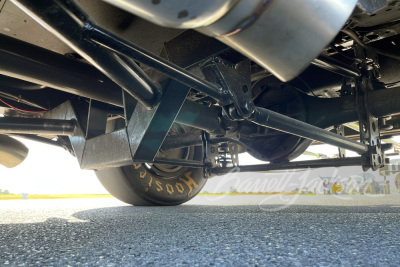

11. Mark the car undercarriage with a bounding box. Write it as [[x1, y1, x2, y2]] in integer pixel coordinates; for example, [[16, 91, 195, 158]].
[[1, 0, 400, 205]]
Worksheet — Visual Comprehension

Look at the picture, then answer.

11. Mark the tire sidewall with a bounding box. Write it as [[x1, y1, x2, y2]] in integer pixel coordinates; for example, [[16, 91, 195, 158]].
[[97, 119, 207, 205], [119, 160, 206, 205]]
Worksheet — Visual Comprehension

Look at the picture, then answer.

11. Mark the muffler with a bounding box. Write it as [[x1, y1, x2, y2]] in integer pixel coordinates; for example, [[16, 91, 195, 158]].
[[102, 0, 358, 81]]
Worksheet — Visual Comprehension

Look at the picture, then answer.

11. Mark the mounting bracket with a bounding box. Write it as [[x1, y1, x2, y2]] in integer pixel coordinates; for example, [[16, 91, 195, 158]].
[[354, 45, 385, 171], [42, 79, 190, 170], [201, 58, 254, 119]]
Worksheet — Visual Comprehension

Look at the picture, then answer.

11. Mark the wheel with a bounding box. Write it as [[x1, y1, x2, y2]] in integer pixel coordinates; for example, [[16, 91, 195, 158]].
[[95, 120, 207, 206], [95, 155, 206, 206]]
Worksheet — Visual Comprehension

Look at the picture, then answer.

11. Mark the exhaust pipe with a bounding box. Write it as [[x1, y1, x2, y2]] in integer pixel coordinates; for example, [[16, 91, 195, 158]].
[[0, 135, 28, 168], [102, 0, 358, 82]]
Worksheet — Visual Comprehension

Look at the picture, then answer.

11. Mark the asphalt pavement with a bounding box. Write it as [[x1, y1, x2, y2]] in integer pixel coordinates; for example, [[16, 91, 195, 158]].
[[0, 195, 399, 266]]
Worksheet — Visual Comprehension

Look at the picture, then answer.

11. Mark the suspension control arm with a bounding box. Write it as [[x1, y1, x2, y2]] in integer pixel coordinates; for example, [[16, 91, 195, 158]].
[[249, 107, 368, 154]]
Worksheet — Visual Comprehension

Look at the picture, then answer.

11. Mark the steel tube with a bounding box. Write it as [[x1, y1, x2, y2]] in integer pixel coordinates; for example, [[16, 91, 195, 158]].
[[11, 0, 159, 108], [152, 158, 204, 168], [161, 133, 203, 151], [213, 157, 363, 174], [0, 34, 123, 107], [161, 134, 242, 151], [311, 57, 361, 78], [0, 87, 48, 110], [88, 28, 230, 104], [0, 118, 76, 136], [0, 33, 224, 132], [250, 107, 368, 154]]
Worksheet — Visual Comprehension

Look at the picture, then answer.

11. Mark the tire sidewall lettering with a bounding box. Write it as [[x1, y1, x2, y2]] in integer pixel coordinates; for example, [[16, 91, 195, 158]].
[[132, 164, 204, 198]]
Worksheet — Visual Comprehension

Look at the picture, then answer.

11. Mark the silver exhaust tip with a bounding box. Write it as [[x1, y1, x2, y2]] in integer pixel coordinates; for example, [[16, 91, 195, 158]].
[[0, 135, 29, 168]]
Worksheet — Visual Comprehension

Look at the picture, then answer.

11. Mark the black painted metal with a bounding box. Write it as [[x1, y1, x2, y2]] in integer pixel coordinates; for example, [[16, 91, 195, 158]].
[[43, 99, 87, 163], [306, 86, 400, 128], [0, 75, 45, 91], [11, 0, 159, 108], [202, 59, 254, 118], [86, 100, 108, 139], [0, 32, 222, 131], [88, 28, 229, 104], [126, 80, 190, 161], [0, 86, 48, 110], [311, 56, 361, 78], [122, 90, 138, 124], [0, 117, 76, 135], [2, 27, 398, 132], [9, 0, 400, 170], [0, 32, 223, 132], [58, 80, 190, 169], [161, 132, 202, 151], [78, 125, 205, 169], [199, 56, 367, 155], [152, 158, 204, 168], [0, 34, 123, 107], [250, 107, 368, 154], [80, 128, 133, 169], [176, 101, 223, 134], [212, 157, 364, 174], [367, 86, 400, 118]]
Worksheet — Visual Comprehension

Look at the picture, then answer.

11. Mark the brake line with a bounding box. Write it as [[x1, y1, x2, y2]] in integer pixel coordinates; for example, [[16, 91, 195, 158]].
[[0, 97, 48, 114]]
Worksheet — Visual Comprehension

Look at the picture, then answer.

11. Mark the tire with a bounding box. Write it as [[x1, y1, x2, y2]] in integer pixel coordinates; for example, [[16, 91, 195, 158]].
[[95, 120, 207, 206], [95, 158, 206, 206]]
